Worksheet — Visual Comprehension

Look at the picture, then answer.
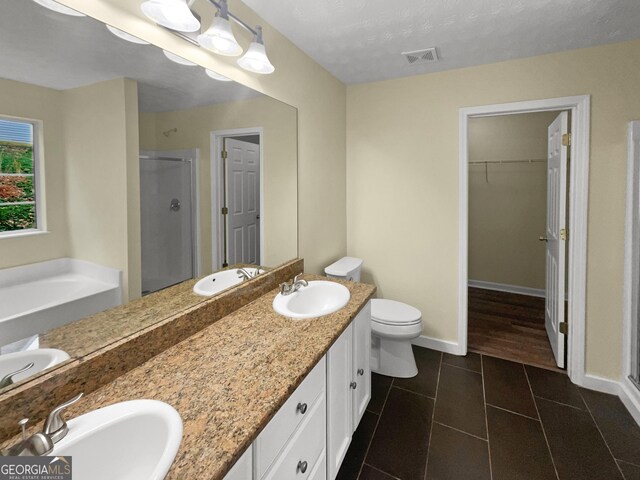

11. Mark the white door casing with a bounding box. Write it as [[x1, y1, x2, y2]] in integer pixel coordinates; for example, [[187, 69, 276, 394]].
[[545, 112, 569, 368], [226, 138, 261, 265]]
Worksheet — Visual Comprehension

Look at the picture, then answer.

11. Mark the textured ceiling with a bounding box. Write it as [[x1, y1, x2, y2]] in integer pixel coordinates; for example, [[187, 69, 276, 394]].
[[242, 0, 640, 84], [0, 0, 261, 112]]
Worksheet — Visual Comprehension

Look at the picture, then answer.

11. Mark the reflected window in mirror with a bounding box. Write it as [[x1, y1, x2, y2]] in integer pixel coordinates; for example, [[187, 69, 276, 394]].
[[0, 116, 43, 236]]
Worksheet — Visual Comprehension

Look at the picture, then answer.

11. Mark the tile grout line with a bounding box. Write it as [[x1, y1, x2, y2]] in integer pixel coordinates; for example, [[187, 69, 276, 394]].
[[485, 402, 542, 421], [391, 384, 437, 399], [532, 394, 586, 412], [577, 388, 627, 479], [356, 376, 394, 480], [433, 421, 489, 442], [617, 458, 640, 469], [480, 355, 494, 480], [524, 364, 560, 480], [423, 351, 442, 480], [440, 361, 481, 374], [362, 463, 402, 480]]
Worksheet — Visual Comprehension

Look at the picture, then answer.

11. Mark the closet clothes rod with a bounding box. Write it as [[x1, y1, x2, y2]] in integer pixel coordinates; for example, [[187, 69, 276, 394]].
[[468, 158, 547, 165]]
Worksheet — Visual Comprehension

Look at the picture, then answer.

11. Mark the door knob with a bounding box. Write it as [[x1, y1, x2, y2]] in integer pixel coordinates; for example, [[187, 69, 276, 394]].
[[539, 236, 548, 242], [297, 461, 308, 474], [350, 381, 357, 389], [357, 368, 364, 376], [296, 402, 308, 414]]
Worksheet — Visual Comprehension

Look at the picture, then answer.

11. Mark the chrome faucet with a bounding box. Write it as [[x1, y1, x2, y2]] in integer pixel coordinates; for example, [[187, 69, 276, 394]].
[[237, 267, 262, 281], [280, 274, 308, 295], [0, 362, 34, 389], [1, 393, 83, 456]]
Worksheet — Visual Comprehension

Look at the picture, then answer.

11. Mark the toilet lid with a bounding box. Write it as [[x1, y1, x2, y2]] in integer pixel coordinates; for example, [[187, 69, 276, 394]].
[[371, 299, 422, 326]]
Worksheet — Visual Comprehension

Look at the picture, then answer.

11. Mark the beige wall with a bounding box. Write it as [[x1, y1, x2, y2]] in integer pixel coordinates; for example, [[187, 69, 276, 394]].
[[347, 39, 640, 380], [469, 112, 557, 290], [0, 79, 68, 269], [139, 95, 297, 270], [63, 78, 140, 301], [57, 0, 348, 275]]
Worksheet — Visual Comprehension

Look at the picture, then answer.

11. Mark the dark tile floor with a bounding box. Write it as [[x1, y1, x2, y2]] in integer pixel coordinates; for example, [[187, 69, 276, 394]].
[[336, 346, 640, 480]]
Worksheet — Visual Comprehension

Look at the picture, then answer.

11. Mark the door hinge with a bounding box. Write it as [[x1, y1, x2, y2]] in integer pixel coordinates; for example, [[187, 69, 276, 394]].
[[221, 207, 228, 215], [559, 322, 569, 335], [560, 228, 568, 241], [562, 133, 571, 147], [221, 150, 228, 159]]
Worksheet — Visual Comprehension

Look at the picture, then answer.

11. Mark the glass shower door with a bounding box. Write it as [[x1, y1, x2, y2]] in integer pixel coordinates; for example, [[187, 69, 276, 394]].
[[140, 155, 194, 294]]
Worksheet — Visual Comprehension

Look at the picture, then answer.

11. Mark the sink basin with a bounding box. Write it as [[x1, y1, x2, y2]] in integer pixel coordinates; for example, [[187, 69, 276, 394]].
[[0, 348, 70, 385], [193, 267, 264, 296], [273, 280, 351, 319], [52, 399, 182, 480]]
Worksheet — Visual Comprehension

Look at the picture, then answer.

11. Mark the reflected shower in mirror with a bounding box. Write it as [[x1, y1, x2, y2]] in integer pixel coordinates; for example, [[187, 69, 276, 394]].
[[0, 0, 298, 391]]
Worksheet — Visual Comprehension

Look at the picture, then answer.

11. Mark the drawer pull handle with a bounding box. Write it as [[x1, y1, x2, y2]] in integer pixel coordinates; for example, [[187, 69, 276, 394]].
[[297, 460, 308, 474], [296, 402, 308, 414], [357, 368, 364, 376], [350, 381, 357, 390]]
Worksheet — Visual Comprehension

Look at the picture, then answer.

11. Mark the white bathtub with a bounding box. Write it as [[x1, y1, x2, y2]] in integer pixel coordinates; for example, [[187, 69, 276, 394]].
[[0, 258, 122, 347]]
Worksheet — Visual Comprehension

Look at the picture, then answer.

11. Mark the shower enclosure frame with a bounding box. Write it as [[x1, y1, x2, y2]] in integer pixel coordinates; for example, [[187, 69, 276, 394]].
[[139, 149, 201, 291], [624, 121, 640, 413]]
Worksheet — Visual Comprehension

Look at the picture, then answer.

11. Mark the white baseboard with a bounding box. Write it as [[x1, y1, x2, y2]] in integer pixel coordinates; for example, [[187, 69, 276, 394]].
[[468, 279, 545, 298], [620, 378, 640, 426], [570, 373, 640, 427], [575, 373, 620, 395], [412, 335, 463, 355]]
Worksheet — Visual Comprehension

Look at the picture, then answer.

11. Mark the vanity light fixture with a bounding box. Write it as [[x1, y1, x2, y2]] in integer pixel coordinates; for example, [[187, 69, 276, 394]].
[[163, 50, 197, 66], [237, 26, 275, 74], [106, 25, 150, 45], [205, 69, 232, 81], [32, 0, 86, 17], [141, 0, 201, 33], [141, 0, 275, 74]]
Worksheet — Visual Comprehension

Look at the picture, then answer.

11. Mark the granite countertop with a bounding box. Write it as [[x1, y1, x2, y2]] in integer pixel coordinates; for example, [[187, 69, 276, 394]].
[[56, 275, 376, 479]]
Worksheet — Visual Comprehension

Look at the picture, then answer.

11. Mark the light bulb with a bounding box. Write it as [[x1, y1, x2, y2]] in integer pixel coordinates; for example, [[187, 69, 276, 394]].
[[237, 42, 275, 74], [197, 16, 243, 56]]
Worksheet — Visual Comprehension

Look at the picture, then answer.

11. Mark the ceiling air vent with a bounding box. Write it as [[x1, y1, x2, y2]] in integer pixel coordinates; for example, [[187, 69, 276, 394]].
[[402, 48, 439, 66]]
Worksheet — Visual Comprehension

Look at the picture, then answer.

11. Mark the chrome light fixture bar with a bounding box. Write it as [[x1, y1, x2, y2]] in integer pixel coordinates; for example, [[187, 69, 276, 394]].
[[140, 0, 275, 74]]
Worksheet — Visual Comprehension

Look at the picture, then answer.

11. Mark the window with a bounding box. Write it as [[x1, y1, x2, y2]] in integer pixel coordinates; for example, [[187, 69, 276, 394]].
[[0, 117, 40, 235]]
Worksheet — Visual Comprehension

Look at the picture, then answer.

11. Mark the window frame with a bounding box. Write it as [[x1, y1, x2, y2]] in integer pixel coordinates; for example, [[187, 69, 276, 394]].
[[0, 114, 45, 238]]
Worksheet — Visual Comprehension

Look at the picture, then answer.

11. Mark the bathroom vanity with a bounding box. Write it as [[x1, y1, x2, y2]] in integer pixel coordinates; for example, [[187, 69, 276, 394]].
[[0, 271, 375, 479]]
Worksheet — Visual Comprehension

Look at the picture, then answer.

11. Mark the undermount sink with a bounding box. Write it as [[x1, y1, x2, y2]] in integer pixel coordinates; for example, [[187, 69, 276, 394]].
[[52, 399, 183, 480], [193, 268, 264, 296], [273, 280, 351, 319], [0, 348, 70, 385]]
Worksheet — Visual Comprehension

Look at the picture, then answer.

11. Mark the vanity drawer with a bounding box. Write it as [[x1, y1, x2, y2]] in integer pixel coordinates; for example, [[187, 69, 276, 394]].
[[255, 357, 326, 477], [261, 394, 326, 480]]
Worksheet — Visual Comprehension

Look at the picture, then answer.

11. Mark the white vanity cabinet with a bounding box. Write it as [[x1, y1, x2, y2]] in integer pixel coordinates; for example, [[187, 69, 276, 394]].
[[326, 301, 372, 480], [223, 300, 371, 480]]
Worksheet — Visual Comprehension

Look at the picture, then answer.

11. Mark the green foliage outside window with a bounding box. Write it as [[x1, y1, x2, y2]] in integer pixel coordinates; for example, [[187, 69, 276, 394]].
[[0, 140, 36, 232]]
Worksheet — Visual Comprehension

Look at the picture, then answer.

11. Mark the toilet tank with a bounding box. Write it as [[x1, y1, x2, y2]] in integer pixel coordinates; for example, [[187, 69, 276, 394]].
[[324, 257, 363, 282]]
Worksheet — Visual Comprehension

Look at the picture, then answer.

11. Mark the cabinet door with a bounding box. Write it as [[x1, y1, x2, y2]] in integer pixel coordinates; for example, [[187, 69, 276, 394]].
[[223, 445, 252, 480], [326, 324, 353, 480], [352, 301, 371, 430]]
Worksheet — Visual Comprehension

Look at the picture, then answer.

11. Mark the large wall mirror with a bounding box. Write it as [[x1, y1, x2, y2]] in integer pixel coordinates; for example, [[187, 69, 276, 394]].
[[0, 0, 298, 393]]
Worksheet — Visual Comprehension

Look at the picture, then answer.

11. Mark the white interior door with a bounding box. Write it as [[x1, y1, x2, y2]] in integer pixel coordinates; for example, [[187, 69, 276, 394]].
[[226, 138, 260, 265], [545, 112, 569, 368]]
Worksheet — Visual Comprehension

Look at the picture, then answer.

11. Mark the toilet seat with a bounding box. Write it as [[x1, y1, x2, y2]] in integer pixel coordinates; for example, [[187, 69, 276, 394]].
[[371, 299, 422, 326]]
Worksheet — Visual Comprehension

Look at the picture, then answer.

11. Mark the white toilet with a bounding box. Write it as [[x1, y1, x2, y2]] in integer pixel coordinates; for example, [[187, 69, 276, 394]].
[[324, 257, 423, 379]]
